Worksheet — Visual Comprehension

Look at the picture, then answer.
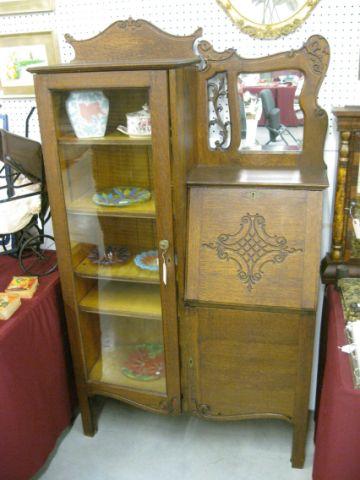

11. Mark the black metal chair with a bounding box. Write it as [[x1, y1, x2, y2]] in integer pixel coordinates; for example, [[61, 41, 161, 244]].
[[259, 89, 298, 146], [0, 129, 57, 276]]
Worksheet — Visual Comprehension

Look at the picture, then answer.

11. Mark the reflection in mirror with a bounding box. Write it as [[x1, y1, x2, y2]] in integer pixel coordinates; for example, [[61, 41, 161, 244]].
[[238, 70, 304, 152], [208, 72, 231, 150]]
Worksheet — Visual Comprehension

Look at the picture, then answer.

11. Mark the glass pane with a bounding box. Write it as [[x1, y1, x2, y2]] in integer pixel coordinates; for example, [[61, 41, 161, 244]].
[[53, 87, 166, 393], [238, 70, 304, 152], [207, 72, 231, 150]]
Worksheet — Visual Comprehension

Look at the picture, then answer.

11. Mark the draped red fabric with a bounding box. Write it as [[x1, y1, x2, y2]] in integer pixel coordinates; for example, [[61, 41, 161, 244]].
[[313, 286, 360, 480], [0, 254, 75, 480]]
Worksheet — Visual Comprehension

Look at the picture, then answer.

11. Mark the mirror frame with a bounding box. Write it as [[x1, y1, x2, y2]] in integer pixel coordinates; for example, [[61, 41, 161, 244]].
[[195, 35, 329, 176], [217, 0, 321, 39]]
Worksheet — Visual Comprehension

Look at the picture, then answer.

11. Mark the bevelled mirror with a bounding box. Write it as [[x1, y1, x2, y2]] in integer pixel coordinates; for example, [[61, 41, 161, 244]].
[[238, 70, 304, 152]]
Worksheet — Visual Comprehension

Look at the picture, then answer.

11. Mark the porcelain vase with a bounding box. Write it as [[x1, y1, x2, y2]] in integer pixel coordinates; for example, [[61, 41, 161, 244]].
[[65, 90, 109, 138]]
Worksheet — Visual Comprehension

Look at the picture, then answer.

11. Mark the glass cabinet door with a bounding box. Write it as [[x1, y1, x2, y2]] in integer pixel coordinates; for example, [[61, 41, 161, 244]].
[[43, 71, 179, 410]]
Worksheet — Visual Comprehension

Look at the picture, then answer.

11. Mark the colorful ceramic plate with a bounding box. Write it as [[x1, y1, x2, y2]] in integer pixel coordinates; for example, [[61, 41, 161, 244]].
[[122, 344, 164, 381], [134, 250, 159, 271], [92, 186, 151, 207], [88, 246, 131, 265]]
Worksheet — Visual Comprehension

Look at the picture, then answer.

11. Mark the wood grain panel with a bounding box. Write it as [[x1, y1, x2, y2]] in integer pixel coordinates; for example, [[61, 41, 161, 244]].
[[186, 307, 300, 418], [186, 187, 322, 309]]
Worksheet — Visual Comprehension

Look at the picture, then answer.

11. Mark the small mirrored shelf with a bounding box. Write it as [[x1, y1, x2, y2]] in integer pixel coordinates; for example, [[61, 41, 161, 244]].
[[67, 194, 156, 218], [58, 132, 152, 146], [79, 282, 162, 319], [75, 256, 160, 284], [88, 348, 166, 394]]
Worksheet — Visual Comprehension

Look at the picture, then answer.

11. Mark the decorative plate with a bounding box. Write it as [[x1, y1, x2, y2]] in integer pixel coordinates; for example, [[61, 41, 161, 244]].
[[134, 250, 159, 271], [122, 343, 164, 381], [92, 186, 151, 207], [87, 246, 131, 265]]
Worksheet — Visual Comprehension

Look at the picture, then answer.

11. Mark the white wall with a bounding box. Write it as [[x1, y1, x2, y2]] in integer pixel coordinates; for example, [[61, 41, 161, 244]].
[[1, 0, 359, 408]]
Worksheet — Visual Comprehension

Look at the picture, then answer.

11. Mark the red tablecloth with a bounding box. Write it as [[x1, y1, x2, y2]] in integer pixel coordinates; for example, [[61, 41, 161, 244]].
[[313, 286, 360, 480], [0, 254, 75, 480]]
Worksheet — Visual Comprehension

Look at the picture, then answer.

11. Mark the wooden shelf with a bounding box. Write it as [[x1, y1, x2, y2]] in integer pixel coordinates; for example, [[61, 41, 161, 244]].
[[75, 256, 160, 284], [67, 194, 156, 218], [89, 347, 166, 394], [79, 282, 162, 319], [187, 165, 329, 189], [58, 131, 152, 146]]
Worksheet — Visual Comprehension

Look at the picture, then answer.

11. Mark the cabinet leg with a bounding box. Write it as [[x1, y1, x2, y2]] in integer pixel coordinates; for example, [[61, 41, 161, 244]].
[[291, 413, 309, 468], [78, 393, 97, 437]]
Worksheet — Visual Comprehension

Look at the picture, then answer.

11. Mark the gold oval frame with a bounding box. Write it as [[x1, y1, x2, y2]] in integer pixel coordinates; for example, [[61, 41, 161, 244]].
[[217, 0, 321, 39]]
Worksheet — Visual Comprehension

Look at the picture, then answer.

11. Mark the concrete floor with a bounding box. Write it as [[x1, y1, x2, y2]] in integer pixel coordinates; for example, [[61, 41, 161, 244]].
[[34, 399, 315, 480]]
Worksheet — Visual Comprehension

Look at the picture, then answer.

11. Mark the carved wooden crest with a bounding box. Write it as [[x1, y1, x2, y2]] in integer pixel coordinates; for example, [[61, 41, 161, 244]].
[[65, 18, 202, 66]]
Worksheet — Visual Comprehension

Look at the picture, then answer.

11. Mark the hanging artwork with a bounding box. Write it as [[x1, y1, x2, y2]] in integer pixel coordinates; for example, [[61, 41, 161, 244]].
[[0, 0, 54, 15], [217, 0, 321, 39], [0, 31, 58, 97]]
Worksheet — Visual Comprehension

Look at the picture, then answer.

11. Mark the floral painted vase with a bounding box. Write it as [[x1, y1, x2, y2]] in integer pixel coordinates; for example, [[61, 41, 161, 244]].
[[65, 90, 109, 138]]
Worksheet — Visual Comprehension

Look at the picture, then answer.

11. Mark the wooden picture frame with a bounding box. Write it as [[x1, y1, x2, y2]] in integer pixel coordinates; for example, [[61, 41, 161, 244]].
[[0, 0, 54, 15], [0, 31, 59, 97]]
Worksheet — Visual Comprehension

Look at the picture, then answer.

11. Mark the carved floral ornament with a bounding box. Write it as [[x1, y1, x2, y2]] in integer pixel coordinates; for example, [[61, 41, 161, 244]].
[[197, 35, 329, 76], [203, 213, 303, 291], [216, 0, 321, 39]]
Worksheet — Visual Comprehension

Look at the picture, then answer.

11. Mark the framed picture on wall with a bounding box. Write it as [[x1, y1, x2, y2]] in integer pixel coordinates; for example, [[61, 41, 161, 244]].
[[0, 31, 58, 97], [0, 0, 55, 15]]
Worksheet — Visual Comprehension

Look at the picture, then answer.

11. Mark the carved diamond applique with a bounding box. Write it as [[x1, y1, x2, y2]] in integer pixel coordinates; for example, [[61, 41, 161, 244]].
[[202, 213, 303, 291]]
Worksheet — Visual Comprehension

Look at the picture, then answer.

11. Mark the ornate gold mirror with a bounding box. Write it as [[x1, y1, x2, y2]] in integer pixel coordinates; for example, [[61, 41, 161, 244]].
[[217, 0, 321, 39]]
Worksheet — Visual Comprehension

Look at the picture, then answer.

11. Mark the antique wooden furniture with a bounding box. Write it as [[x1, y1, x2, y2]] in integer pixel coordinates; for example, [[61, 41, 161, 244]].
[[321, 107, 360, 283], [30, 20, 329, 469]]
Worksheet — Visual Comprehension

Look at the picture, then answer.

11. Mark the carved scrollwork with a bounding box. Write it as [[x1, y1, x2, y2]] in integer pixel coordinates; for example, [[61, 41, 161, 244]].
[[193, 402, 212, 417], [159, 396, 178, 414], [208, 74, 231, 150], [315, 107, 326, 118], [117, 17, 142, 29], [304, 35, 330, 75], [203, 213, 303, 291], [198, 40, 236, 65]]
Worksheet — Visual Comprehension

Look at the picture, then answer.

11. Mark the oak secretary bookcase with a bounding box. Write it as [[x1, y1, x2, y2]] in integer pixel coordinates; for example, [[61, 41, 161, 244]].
[[31, 20, 329, 469]]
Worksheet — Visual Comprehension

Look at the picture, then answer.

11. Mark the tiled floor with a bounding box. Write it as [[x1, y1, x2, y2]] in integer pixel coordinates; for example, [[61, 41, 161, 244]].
[[34, 399, 314, 480]]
